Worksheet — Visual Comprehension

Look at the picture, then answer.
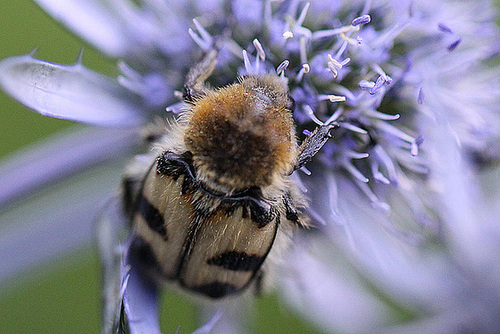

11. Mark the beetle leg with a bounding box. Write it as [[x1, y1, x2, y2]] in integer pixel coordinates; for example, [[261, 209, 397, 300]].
[[183, 49, 218, 102], [293, 123, 337, 172]]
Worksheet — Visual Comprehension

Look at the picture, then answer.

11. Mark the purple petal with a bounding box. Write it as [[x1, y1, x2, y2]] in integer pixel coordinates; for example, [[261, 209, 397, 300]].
[[198, 299, 253, 334], [123, 260, 161, 334], [0, 55, 145, 127], [33, 0, 135, 57], [191, 310, 222, 334], [97, 196, 130, 334], [280, 240, 390, 334], [0, 126, 138, 210], [0, 163, 121, 285]]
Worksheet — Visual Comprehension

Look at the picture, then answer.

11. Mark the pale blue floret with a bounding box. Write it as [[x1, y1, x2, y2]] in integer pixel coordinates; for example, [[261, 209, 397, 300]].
[[0, 0, 500, 333]]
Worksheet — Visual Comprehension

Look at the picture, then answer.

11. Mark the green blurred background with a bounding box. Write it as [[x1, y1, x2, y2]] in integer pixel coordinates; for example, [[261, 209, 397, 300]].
[[0, 1, 322, 333]]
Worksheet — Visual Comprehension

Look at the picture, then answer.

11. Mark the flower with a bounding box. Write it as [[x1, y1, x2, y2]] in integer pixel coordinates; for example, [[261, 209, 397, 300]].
[[1, 0, 500, 333]]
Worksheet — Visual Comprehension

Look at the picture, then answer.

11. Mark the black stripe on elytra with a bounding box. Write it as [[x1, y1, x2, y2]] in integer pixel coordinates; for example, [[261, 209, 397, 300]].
[[207, 251, 265, 272], [190, 282, 239, 299], [122, 176, 139, 216], [128, 237, 162, 273], [137, 194, 167, 240], [185, 211, 281, 298]]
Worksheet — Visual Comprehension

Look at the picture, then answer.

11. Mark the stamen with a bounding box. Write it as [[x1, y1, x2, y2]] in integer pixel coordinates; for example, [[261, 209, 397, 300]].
[[355, 181, 390, 212], [375, 121, 419, 155], [296, 64, 310, 82], [329, 95, 346, 103], [372, 65, 393, 85], [438, 23, 453, 33], [303, 105, 324, 125], [264, 0, 272, 28], [328, 62, 338, 78], [373, 170, 391, 185], [340, 32, 359, 45], [344, 150, 369, 159], [410, 142, 419, 156], [318, 94, 346, 103], [325, 173, 347, 226], [325, 107, 344, 124], [311, 26, 354, 40], [447, 38, 461, 51], [253, 39, 266, 61], [340, 122, 368, 134], [372, 21, 409, 48], [342, 159, 369, 183], [328, 54, 343, 68], [369, 75, 386, 95], [327, 54, 346, 79], [300, 37, 308, 65], [373, 64, 388, 81], [300, 166, 312, 175], [340, 58, 351, 66], [188, 19, 213, 51], [333, 86, 356, 102], [361, 0, 373, 15], [351, 14, 371, 26], [359, 80, 375, 90], [276, 60, 289, 75], [296, 2, 311, 27], [397, 154, 429, 174], [294, 26, 312, 39], [334, 40, 349, 59], [373, 145, 398, 183], [242, 50, 253, 74], [192, 19, 213, 47], [364, 109, 400, 121], [283, 31, 294, 39], [370, 160, 390, 184]]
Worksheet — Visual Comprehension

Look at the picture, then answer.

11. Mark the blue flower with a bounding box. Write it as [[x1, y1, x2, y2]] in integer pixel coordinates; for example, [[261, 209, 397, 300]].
[[1, 0, 500, 333]]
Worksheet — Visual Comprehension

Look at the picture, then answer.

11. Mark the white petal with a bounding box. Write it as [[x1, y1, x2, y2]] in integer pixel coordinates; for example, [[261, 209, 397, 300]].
[[33, 0, 135, 57], [0, 126, 138, 210], [0, 55, 145, 127], [0, 162, 121, 285]]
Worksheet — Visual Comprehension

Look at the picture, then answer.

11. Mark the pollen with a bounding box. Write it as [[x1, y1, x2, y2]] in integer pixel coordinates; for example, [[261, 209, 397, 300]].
[[184, 78, 295, 191]]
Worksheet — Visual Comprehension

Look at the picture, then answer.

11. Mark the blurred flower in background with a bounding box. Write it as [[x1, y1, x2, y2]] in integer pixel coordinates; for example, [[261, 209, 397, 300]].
[[1, 0, 500, 333]]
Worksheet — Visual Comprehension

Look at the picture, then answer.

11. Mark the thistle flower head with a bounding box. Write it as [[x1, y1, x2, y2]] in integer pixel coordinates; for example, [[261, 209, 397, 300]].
[[1, 0, 500, 333]]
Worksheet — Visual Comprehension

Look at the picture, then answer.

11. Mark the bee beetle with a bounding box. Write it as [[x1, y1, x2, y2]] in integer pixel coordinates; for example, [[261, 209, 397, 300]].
[[123, 49, 335, 299]]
